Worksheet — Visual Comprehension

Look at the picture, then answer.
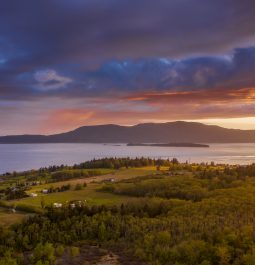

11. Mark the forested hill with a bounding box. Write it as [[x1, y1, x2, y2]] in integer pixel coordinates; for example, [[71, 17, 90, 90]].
[[1, 121, 255, 143]]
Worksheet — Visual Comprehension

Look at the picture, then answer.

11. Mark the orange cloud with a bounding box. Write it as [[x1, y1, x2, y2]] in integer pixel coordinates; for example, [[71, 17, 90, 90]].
[[42, 109, 94, 133], [126, 87, 255, 105], [35, 87, 255, 134]]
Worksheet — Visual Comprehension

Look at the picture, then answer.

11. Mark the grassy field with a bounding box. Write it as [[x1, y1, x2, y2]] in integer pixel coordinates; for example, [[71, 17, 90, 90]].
[[6, 167, 160, 211], [0, 207, 31, 227], [29, 166, 159, 191], [13, 184, 137, 208]]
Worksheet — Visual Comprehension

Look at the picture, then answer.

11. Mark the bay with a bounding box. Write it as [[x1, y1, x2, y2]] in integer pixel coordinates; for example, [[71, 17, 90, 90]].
[[0, 143, 255, 174]]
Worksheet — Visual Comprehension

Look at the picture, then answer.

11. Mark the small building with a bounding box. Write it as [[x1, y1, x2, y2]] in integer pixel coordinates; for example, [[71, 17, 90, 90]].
[[70, 203, 76, 209], [32, 181, 40, 186], [77, 200, 83, 207], [42, 189, 48, 194], [30, 193, 38, 197], [70, 200, 86, 209], [104, 178, 115, 183], [53, 202, 62, 208]]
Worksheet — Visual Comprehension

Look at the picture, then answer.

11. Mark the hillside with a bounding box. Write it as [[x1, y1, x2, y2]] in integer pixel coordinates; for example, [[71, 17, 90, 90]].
[[1, 121, 255, 143], [2, 158, 255, 264]]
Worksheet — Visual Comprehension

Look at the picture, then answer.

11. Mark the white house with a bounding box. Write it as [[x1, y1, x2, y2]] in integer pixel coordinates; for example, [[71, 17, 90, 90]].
[[70, 203, 76, 209], [104, 178, 115, 183], [42, 189, 48, 194], [53, 202, 62, 208], [30, 193, 38, 197]]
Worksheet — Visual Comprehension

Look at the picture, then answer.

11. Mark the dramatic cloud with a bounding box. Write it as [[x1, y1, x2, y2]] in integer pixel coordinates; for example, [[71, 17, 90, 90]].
[[1, 0, 255, 134], [34, 70, 72, 90], [77, 47, 255, 93], [2, 47, 255, 99], [1, 0, 255, 63]]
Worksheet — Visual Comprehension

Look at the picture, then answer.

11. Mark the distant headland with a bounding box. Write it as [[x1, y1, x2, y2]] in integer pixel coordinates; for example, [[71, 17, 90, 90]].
[[127, 143, 210, 148], [1, 121, 255, 144]]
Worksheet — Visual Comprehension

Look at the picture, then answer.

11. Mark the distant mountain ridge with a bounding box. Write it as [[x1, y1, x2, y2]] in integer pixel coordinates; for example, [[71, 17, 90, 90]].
[[1, 121, 255, 143]]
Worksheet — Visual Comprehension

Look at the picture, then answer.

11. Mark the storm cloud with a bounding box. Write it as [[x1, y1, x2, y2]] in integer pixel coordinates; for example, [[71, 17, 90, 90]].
[[1, 0, 255, 134]]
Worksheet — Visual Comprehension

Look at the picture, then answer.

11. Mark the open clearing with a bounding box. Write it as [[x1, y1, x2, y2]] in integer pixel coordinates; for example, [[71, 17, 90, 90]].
[[0, 207, 30, 226], [7, 167, 160, 211]]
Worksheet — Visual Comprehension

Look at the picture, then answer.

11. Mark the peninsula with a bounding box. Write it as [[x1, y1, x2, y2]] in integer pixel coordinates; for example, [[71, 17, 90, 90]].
[[127, 142, 210, 148]]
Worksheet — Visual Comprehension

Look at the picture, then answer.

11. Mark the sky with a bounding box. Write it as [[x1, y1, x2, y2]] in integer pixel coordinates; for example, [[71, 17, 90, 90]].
[[1, 0, 255, 135]]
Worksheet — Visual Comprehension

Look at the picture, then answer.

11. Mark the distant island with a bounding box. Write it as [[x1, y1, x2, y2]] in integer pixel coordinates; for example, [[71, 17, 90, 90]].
[[127, 142, 210, 148], [1, 121, 255, 143]]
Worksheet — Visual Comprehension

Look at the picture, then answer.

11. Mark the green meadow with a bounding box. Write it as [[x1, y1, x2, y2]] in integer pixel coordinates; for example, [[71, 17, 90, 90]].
[[0, 166, 160, 214], [0, 207, 31, 227]]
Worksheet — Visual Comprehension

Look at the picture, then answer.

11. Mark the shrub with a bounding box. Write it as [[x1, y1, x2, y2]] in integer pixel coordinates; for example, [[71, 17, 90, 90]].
[[55, 245, 65, 257], [70, 246, 80, 257], [75, 184, 83, 191]]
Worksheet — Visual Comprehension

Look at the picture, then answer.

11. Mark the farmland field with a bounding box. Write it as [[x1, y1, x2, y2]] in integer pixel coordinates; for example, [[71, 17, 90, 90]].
[[1, 167, 161, 212], [0, 207, 30, 226]]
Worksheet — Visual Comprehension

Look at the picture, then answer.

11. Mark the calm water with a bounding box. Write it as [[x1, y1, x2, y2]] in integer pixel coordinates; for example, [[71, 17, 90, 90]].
[[0, 143, 255, 174]]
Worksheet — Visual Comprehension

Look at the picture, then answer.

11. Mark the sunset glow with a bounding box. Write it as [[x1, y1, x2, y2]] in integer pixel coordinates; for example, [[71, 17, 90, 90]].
[[1, 1, 255, 135]]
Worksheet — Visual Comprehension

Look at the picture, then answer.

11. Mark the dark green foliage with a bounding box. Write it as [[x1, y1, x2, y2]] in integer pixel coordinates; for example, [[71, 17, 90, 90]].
[[69, 246, 79, 257], [46, 184, 71, 194], [50, 169, 104, 182], [30, 242, 55, 265], [2, 160, 255, 264], [75, 157, 172, 169], [101, 177, 208, 201], [0, 251, 17, 265], [74, 183, 83, 190], [55, 245, 64, 257], [1, 191, 255, 265], [5, 187, 28, 200]]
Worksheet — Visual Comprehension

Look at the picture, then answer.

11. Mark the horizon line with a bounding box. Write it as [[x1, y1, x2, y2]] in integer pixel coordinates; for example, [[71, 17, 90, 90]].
[[0, 120, 253, 137]]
